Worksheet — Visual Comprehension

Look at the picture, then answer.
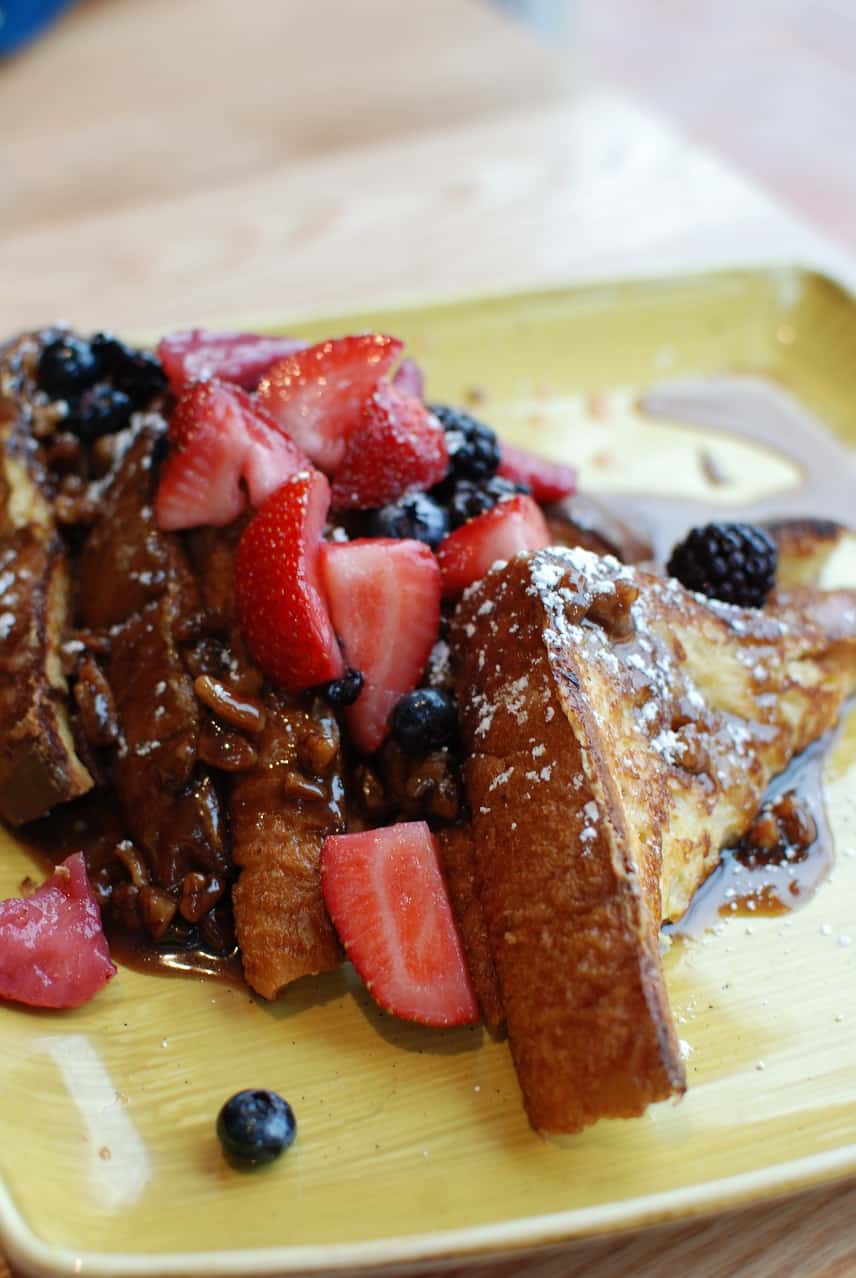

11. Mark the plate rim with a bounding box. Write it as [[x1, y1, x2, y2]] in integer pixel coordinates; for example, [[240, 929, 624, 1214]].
[[4, 262, 856, 1278], [4, 1142, 856, 1277]]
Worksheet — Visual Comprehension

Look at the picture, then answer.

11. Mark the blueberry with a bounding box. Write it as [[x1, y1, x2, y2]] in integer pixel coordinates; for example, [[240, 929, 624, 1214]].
[[391, 688, 458, 755], [216, 1089, 296, 1167], [325, 668, 363, 707], [37, 336, 99, 399], [430, 404, 500, 481], [93, 332, 167, 406], [70, 383, 133, 441], [448, 475, 521, 529], [366, 492, 449, 549]]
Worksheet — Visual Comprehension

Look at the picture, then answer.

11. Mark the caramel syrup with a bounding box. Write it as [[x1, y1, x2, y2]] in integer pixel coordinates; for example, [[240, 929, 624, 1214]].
[[107, 929, 243, 985], [664, 731, 834, 938]]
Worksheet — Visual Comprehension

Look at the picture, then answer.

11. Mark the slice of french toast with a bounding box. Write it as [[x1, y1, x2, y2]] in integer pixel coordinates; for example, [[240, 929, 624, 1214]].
[[0, 342, 93, 825], [451, 546, 856, 1133]]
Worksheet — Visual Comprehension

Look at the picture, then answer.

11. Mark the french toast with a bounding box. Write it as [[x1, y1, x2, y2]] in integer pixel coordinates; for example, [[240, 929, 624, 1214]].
[[4, 321, 855, 1140], [0, 336, 93, 825], [451, 547, 856, 1132]]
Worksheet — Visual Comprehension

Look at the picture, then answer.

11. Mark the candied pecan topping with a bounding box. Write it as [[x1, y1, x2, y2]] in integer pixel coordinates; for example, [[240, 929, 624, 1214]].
[[198, 717, 259, 772], [193, 674, 266, 734], [73, 658, 120, 748]]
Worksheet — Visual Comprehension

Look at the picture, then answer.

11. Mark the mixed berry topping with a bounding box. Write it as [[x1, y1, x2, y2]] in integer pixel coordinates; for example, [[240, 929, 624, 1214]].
[[37, 334, 100, 398], [321, 822, 479, 1026], [436, 493, 551, 599], [92, 332, 168, 404], [216, 1089, 297, 1167], [73, 383, 134, 440], [667, 522, 777, 608], [365, 490, 449, 548], [329, 382, 448, 511], [157, 329, 307, 394], [431, 404, 501, 480], [391, 688, 458, 755], [324, 668, 364, 707], [0, 855, 115, 1009], [447, 474, 522, 529]]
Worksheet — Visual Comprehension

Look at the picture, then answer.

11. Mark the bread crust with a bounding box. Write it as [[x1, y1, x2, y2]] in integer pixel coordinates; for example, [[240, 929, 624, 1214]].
[[451, 547, 856, 1132]]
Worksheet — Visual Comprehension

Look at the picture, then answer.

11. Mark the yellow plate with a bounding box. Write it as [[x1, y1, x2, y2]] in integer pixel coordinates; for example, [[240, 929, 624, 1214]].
[[2, 267, 856, 1278]]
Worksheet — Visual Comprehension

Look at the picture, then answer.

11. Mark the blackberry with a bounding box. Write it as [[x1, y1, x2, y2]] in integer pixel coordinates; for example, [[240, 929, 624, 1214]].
[[216, 1089, 296, 1167], [365, 492, 449, 548], [93, 333, 167, 406], [72, 383, 133, 440], [430, 404, 500, 481], [391, 688, 458, 755], [325, 668, 364, 707], [448, 475, 521, 529], [667, 522, 777, 608], [37, 336, 99, 399]]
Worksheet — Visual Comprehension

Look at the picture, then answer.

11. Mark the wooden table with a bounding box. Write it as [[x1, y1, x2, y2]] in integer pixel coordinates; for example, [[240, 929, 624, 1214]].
[[2, 1, 855, 1274]]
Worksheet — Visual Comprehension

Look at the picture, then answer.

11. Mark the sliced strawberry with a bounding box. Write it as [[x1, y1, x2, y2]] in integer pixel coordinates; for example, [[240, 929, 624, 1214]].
[[0, 854, 115, 1009], [235, 470, 344, 691], [497, 441, 577, 504], [330, 383, 448, 510], [157, 329, 307, 394], [155, 380, 309, 531], [436, 494, 551, 599], [256, 334, 404, 472], [320, 538, 441, 753], [392, 356, 424, 401], [321, 822, 478, 1027]]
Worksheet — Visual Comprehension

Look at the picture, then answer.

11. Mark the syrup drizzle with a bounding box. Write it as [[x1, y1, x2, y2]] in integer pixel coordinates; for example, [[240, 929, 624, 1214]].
[[665, 731, 835, 938], [603, 377, 855, 931], [603, 376, 856, 560]]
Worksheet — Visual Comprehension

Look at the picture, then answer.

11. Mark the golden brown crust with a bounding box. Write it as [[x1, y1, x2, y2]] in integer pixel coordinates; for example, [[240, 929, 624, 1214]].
[[230, 696, 345, 999], [767, 517, 847, 589], [0, 389, 92, 825], [436, 823, 504, 1033], [451, 547, 856, 1133]]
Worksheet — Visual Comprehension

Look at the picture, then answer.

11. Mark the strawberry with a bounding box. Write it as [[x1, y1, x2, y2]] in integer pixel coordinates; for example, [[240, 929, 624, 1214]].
[[391, 356, 424, 401], [157, 329, 307, 394], [321, 822, 479, 1027], [256, 334, 404, 472], [155, 380, 309, 531], [0, 854, 115, 1009], [330, 382, 448, 510], [497, 441, 577, 504], [320, 538, 441, 753], [235, 470, 344, 691], [436, 494, 551, 599]]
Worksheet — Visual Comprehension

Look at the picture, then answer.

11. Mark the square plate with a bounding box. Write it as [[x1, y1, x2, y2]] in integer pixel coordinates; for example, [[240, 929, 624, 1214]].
[[2, 266, 856, 1278]]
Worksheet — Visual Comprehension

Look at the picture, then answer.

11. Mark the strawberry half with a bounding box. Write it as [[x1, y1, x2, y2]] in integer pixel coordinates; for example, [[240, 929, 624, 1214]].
[[330, 382, 448, 510], [0, 854, 115, 1009], [320, 538, 441, 753], [497, 441, 577, 504], [155, 380, 309, 531], [256, 334, 404, 473], [436, 494, 551, 599], [235, 470, 344, 691], [391, 356, 424, 401], [157, 329, 307, 394], [321, 822, 479, 1027]]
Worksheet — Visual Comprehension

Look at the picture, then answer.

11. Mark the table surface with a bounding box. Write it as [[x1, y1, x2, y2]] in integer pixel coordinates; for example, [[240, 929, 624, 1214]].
[[2, 1, 856, 1275]]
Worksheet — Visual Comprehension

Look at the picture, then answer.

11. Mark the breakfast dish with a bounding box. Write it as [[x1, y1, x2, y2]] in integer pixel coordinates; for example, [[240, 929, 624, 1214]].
[[0, 273, 855, 1277], [1, 307, 855, 1148]]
